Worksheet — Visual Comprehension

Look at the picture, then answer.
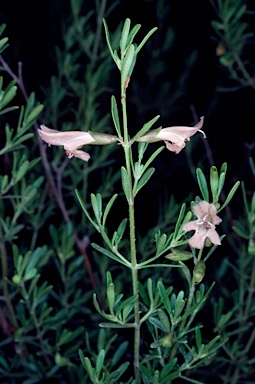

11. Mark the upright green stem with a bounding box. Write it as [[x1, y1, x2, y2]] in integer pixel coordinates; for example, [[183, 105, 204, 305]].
[[170, 252, 202, 361], [180, 249, 203, 333], [122, 94, 141, 383]]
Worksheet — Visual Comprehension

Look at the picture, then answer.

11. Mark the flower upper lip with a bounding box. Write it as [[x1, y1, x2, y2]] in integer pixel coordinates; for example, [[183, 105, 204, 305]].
[[38, 125, 96, 149], [38, 125, 96, 162], [157, 116, 206, 154]]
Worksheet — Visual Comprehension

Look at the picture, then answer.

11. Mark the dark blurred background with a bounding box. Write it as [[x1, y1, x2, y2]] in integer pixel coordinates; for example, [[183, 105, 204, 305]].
[[1, 3, 254, 382], [1, 0, 255, 205]]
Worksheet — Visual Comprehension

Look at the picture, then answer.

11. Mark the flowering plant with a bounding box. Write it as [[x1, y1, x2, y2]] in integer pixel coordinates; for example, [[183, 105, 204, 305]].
[[37, 18, 240, 383], [0, 6, 245, 383]]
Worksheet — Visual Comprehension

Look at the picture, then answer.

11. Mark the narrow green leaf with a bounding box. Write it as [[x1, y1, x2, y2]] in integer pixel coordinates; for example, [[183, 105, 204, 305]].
[[251, 191, 255, 213], [96, 193, 102, 218], [231, 4, 247, 25], [131, 115, 160, 143], [174, 299, 185, 320], [217, 181, 240, 212], [157, 281, 171, 317], [75, 189, 100, 231], [106, 271, 113, 286], [1, 174, 8, 193], [120, 19, 131, 57], [0, 85, 17, 109], [93, 294, 113, 321], [91, 243, 129, 266], [134, 167, 155, 196], [196, 168, 209, 201], [103, 19, 119, 67], [210, 166, 218, 203], [158, 309, 171, 332], [14, 160, 29, 183], [160, 359, 178, 380], [27, 274, 40, 296], [149, 316, 168, 332], [121, 44, 135, 94], [143, 146, 164, 172], [111, 96, 121, 138], [102, 193, 118, 227], [0, 36, 8, 52], [173, 203, 186, 239], [156, 233, 167, 255], [241, 181, 249, 217], [220, 162, 227, 174], [25, 104, 44, 126], [99, 323, 133, 328], [178, 261, 192, 288], [217, 171, 226, 200], [232, 225, 249, 239], [0, 24, 7, 36], [0, 106, 19, 116], [111, 341, 129, 366], [249, 157, 255, 178], [25, 247, 44, 271], [107, 283, 115, 313], [115, 295, 137, 316], [79, 352, 95, 378], [112, 218, 128, 247], [126, 24, 141, 47], [165, 248, 192, 261], [24, 268, 38, 281], [206, 335, 221, 350], [95, 350, 105, 376], [147, 278, 154, 305], [121, 166, 131, 203], [218, 311, 233, 329], [135, 27, 158, 55]]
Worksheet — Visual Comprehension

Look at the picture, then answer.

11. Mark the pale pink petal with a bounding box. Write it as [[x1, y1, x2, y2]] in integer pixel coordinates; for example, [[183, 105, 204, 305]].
[[157, 130, 186, 143], [188, 231, 207, 249], [62, 133, 95, 150], [38, 125, 95, 147], [39, 125, 56, 133], [183, 220, 199, 231], [194, 116, 205, 130], [159, 126, 200, 140], [207, 228, 221, 245], [157, 117, 205, 142], [164, 140, 185, 153], [73, 150, 91, 162], [208, 204, 222, 225], [193, 201, 211, 219]]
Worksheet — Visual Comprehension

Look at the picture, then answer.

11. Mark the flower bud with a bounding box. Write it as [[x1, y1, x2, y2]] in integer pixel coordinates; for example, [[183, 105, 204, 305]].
[[204, 238, 212, 247], [12, 274, 21, 285], [55, 353, 68, 367], [193, 261, 206, 284], [159, 332, 173, 348]]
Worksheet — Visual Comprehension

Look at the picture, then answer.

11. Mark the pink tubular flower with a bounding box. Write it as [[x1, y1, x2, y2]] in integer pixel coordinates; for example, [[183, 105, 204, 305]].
[[157, 116, 206, 154], [136, 117, 206, 153], [183, 201, 221, 249], [38, 125, 96, 161]]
